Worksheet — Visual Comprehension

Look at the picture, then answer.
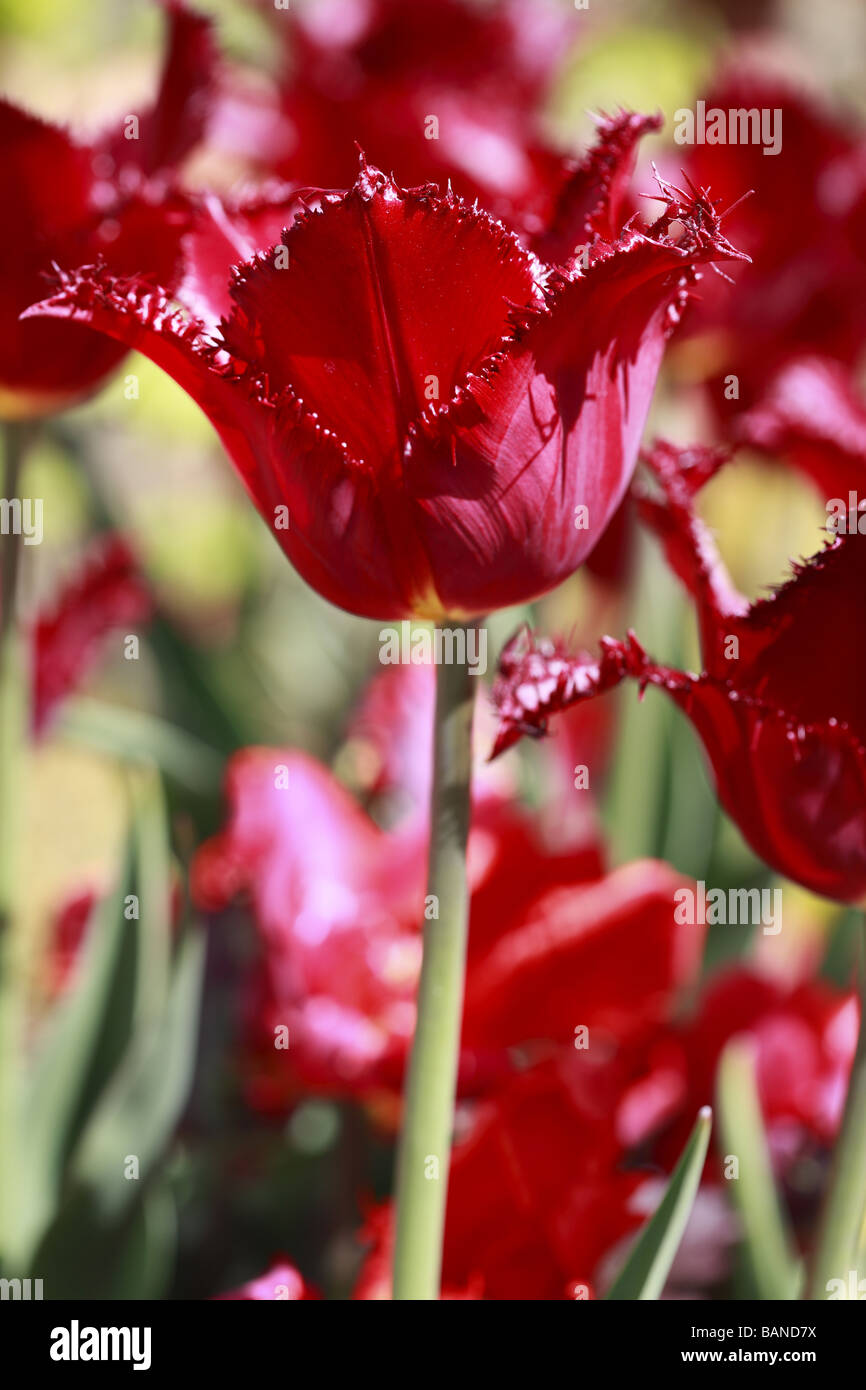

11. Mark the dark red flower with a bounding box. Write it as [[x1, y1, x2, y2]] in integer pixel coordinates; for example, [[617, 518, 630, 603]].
[[213, 0, 575, 236], [736, 355, 866, 500], [0, 532, 151, 734], [213, 1258, 317, 1300], [191, 663, 701, 1109], [99, 0, 216, 180], [0, 1, 214, 418], [31, 534, 152, 734], [44, 889, 97, 998], [532, 110, 663, 264], [26, 161, 746, 619], [492, 440, 866, 903], [671, 968, 857, 1173], [679, 71, 866, 416], [355, 960, 856, 1300], [354, 1053, 649, 1300]]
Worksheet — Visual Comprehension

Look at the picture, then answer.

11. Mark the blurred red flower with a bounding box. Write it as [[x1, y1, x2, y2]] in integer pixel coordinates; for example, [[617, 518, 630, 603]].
[[192, 663, 702, 1110], [492, 440, 866, 903], [666, 967, 858, 1175], [354, 1053, 646, 1300], [355, 964, 857, 1300], [214, 1258, 317, 1300], [736, 355, 866, 500], [213, 0, 576, 236], [26, 155, 746, 619], [681, 70, 866, 415], [0, 0, 214, 419], [31, 534, 152, 734], [0, 532, 151, 735]]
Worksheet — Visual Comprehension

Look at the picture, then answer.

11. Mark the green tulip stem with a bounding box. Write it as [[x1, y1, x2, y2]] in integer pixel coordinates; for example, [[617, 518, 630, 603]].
[[392, 625, 476, 1300], [0, 421, 28, 928]]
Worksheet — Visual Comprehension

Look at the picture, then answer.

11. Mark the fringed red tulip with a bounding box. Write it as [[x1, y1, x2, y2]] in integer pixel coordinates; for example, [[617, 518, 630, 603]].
[[0, 1, 214, 418], [492, 441, 866, 903], [26, 162, 747, 619]]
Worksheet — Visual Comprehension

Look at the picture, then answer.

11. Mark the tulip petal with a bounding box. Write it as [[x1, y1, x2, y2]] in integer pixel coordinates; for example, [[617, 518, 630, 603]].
[[221, 163, 542, 472], [32, 534, 152, 735], [491, 441, 866, 900], [533, 109, 663, 263], [99, 0, 216, 176]]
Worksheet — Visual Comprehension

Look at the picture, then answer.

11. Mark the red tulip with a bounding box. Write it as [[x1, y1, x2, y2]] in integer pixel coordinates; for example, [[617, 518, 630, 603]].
[[680, 70, 866, 416], [354, 1053, 648, 1300], [26, 159, 747, 619], [736, 355, 866, 500], [492, 440, 866, 903], [192, 663, 702, 1108], [45, 890, 97, 998], [355, 959, 857, 1299], [211, 0, 576, 236], [0, 1, 214, 419], [352, 961, 856, 1300], [0, 532, 151, 734], [671, 968, 858, 1172], [31, 534, 152, 734]]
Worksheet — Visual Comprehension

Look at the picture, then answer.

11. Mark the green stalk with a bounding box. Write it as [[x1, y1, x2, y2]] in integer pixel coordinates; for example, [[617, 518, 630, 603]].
[[392, 625, 476, 1300], [0, 421, 28, 927], [807, 923, 866, 1299], [0, 421, 30, 1262]]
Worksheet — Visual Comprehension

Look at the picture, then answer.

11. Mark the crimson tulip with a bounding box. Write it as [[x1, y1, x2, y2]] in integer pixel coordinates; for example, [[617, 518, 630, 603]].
[[666, 968, 858, 1176], [0, 533, 150, 734], [737, 355, 866, 500], [192, 662, 702, 1107], [681, 70, 866, 413], [354, 1054, 646, 1300], [0, 0, 213, 419], [212, 0, 575, 237], [492, 440, 866, 903], [26, 158, 746, 619], [31, 535, 151, 734], [354, 961, 857, 1300]]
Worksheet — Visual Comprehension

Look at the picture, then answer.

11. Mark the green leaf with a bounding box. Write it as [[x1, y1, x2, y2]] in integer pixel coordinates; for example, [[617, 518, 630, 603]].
[[128, 766, 172, 1030], [6, 854, 137, 1266], [32, 1177, 178, 1300], [57, 696, 223, 796], [69, 923, 206, 1223], [606, 1106, 712, 1300], [717, 1039, 801, 1299]]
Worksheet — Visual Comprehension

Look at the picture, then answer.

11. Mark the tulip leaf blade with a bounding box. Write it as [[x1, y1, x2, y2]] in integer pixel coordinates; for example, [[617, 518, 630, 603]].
[[68, 921, 205, 1222], [606, 1105, 712, 1300], [7, 852, 135, 1266], [717, 1040, 802, 1299]]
